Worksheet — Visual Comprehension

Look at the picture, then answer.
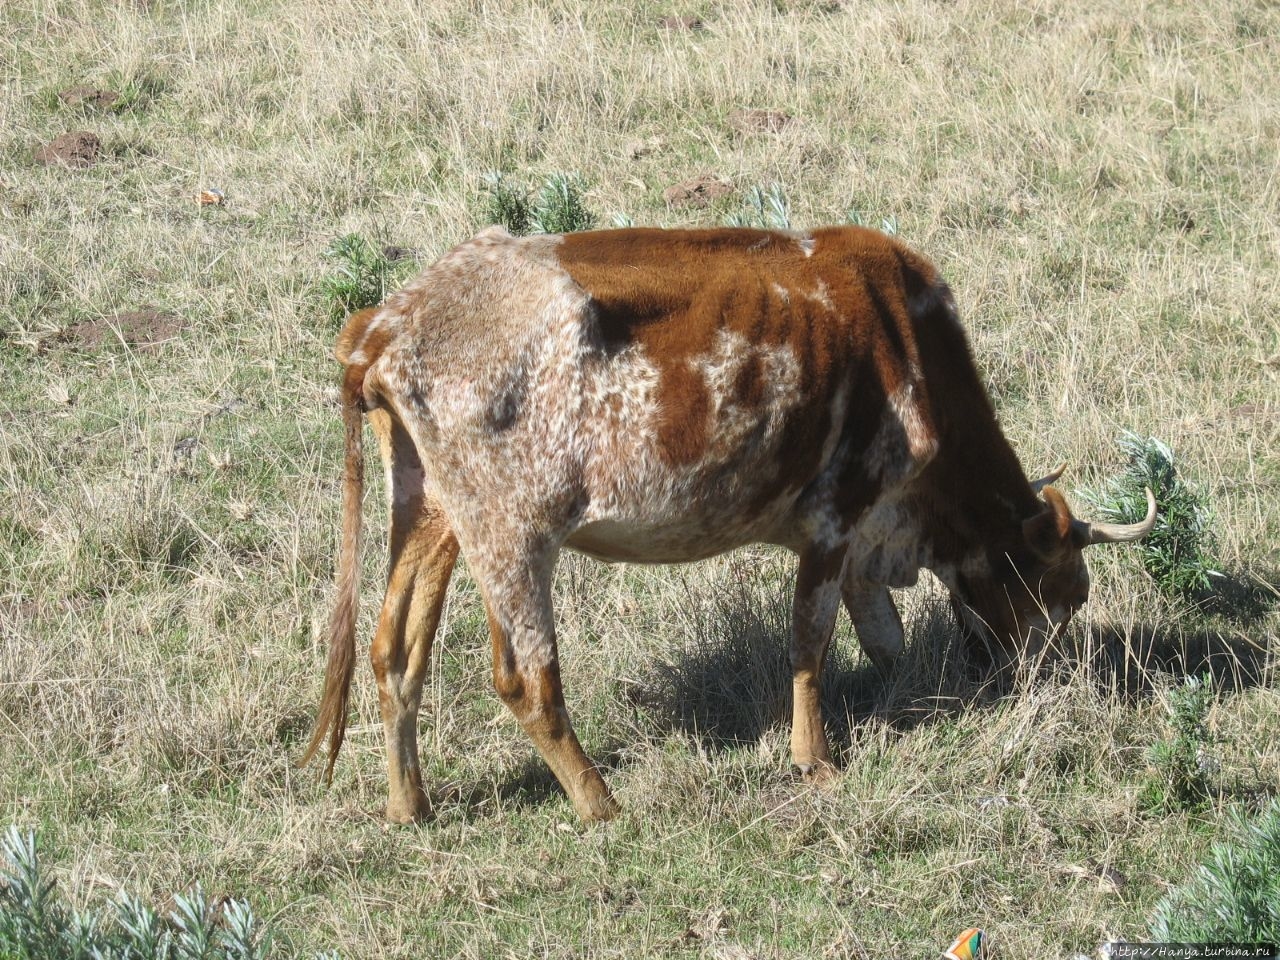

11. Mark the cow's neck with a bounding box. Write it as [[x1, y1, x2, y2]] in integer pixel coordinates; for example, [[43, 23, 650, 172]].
[[910, 333, 1041, 590]]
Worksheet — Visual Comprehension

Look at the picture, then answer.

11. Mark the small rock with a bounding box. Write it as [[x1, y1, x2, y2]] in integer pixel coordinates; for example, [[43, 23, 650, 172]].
[[662, 174, 733, 209], [1087, 858, 1128, 893], [58, 86, 120, 111], [729, 108, 793, 134], [34, 131, 101, 168], [381, 245, 420, 263]]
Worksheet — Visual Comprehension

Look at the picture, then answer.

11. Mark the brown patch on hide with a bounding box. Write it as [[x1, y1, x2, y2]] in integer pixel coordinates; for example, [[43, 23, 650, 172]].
[[655, 363, 711, 465], [556, 226, 947, 517]]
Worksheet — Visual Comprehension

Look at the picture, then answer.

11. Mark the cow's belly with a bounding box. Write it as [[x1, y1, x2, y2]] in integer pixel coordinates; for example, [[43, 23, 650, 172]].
[[565, 515, 780, 564]]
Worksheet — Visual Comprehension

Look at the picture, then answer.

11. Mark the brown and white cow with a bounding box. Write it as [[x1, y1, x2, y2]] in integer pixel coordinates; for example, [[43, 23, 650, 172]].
[[300, 225, 1155, 823]]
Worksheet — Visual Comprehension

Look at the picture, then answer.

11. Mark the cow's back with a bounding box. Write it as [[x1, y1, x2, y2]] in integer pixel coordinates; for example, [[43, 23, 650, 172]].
[[369, 226, 946, 561]]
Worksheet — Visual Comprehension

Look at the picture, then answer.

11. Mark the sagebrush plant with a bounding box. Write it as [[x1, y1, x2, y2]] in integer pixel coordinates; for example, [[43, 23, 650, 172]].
[[0, 826, 308, 960], [722, 183, 792, 229], [1151, 801, 1280, 943], [723, 186, 905, 234], [480, 171, 533, 236], [480, 172, 596, 235], [1082, 434, 1219, 602], [843, 208, 900, 235], [318, 234, 404, 321], [529, 173, 596, 234], [1141, 674, 1218, 812]]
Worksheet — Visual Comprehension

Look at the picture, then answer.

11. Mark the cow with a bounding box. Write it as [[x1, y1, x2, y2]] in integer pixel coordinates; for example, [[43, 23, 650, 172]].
[[300, 224, 1156, 823]]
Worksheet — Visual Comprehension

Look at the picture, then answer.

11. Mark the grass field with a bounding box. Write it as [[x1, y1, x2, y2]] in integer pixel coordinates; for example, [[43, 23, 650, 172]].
[[2, 0, 1278, 956]]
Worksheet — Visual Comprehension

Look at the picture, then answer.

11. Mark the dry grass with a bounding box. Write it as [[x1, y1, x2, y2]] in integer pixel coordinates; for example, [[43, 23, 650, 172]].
[[2, 0, 1278, 956]]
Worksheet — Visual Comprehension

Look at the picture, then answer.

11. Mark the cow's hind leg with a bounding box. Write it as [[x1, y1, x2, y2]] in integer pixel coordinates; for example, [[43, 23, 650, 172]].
[[790, 543, 848, 783], [368, 411, 459, 824], [475, 543, 618, 822]]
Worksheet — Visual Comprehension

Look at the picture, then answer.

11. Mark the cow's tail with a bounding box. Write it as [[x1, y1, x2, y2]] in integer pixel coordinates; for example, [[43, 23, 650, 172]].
[[299, 307, 387, 782]]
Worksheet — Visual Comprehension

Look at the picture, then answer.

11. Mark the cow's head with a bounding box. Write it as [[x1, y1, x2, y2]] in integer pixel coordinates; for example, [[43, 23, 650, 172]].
[[949, 467, 1157, 662]]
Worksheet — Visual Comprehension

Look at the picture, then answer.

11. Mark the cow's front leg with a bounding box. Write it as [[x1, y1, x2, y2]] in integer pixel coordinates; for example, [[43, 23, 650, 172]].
[[842, 579, 904, 674], [368, 412, 460, 824], [789, 543, 848, 783], [477, 546, 618, 822]]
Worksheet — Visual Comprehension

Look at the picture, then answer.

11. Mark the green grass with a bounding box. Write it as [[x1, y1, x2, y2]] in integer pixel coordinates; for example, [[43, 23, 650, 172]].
[[1141, 674, 1218, 813], [1, 0, 1277, 957], [318, 234, 409, 321]]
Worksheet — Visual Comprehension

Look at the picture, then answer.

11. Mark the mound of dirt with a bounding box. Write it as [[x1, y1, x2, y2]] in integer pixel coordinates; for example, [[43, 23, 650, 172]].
[[34, 131, 101, 168], [59, 309, 185, 351], [58, 86, 120, 111], [662, 174, 734, 209], [658, 15, 703, 31], [729, 109, 793, 134]]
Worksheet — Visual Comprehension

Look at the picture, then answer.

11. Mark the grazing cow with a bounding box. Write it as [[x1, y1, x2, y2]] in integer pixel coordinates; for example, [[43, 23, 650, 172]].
[[301, 225, 1155, 823]]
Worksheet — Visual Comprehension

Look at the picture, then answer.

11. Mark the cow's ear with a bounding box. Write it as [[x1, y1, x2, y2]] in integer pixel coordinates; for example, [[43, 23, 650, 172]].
[[1023, 487, 1079, 559]]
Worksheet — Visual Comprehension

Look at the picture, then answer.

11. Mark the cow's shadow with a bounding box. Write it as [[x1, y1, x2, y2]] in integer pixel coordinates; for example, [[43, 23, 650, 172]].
[[480, 571, 1275, 813], [638, 587, 1275, 758]]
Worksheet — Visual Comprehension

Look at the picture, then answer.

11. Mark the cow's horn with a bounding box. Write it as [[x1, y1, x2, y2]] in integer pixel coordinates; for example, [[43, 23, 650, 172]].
[[1076, 488, 1158, 545], [1031, 462, 1067, 493]]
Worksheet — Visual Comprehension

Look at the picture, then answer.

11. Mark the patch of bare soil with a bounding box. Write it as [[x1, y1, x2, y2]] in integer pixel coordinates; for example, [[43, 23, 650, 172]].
[[58, 86, 121, 111], [624, 136, 665, 160], [729, 108, 793, 134], [58, 309, 186, 351], [662, 174, 734, 208], [34, 131, 101, 168]]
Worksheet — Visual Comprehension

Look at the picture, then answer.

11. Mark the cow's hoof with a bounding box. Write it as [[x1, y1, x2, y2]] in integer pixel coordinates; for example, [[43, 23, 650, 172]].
[[797, 761, 837, 787], [575, 791, 621, 822], [385, 788, 432, 825]]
